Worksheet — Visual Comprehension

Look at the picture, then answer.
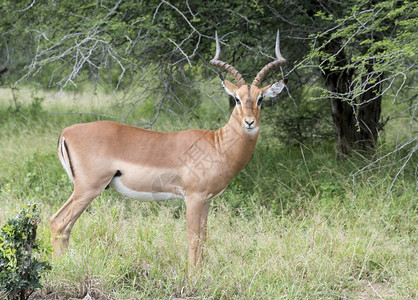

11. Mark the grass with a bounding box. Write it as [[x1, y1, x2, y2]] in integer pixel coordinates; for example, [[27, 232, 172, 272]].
[[0, 87, 416, 299]]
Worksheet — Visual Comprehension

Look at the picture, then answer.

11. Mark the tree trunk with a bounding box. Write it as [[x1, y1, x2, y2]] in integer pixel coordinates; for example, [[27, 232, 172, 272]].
[[323, 39, 382, 158], [323, 38, 356, 158], [356, 62, 382, 151], [329, 97, 358, 157]]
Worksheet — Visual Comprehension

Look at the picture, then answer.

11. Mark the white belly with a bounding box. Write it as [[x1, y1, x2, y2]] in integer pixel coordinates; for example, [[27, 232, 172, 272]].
[[109, 176, 184, 202]]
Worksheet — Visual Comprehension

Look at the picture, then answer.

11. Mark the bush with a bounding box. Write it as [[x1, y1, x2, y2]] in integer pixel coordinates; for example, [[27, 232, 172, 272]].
[[265, 88, 334, 145], [0, 204, 51, 300]]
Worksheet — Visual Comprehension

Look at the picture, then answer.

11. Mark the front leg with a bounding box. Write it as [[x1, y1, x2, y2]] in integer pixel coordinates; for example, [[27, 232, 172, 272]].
[[185, 194, 208, 273], [198, 200, 211, 262]]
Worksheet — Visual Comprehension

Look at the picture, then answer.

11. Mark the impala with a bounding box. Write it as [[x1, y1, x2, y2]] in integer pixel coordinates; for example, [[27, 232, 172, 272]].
[[50, 30, 287, 271]]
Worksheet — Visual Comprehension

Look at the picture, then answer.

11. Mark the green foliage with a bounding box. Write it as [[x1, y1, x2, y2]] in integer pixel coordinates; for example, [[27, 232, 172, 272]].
[[305, 0, 417, 94], [265, 88, 334, 145], [0, 0, 291, 111], [0, 204, 51, 300]]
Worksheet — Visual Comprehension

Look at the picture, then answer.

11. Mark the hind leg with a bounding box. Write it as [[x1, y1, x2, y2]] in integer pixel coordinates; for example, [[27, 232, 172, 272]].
[[50, 183, 105, 256]]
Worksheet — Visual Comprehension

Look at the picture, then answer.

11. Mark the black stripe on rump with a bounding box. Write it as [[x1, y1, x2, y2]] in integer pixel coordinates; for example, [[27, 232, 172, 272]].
[[63, 139, 75, 179]]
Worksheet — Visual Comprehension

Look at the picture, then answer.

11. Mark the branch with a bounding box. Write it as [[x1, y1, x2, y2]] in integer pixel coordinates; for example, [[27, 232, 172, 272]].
[[16, 0, 36, 13], [351, 137, 418, 196]]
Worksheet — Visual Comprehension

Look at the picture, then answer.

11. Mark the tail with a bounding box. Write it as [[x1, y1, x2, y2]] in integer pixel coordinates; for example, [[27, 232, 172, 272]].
[[57, 134, 75, 183]]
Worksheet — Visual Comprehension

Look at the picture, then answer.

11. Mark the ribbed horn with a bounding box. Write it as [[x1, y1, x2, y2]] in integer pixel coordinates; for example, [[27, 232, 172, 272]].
[[251, 29, 287, 87], [210, 32, 246, 87]]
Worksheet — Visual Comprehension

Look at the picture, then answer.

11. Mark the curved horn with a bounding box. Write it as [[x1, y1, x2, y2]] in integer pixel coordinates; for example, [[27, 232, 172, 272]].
[[252, 29, 287, 87], [210, 32, 246, 87]]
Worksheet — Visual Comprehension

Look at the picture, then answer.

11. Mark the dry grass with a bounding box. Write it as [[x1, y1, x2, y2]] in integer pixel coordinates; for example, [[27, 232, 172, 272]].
[[0, 90, 416, 299]]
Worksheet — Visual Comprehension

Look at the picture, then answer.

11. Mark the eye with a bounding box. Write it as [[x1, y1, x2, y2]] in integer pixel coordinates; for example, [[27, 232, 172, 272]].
[[235, 97, 241, 105], [257, 96, 263, 106]]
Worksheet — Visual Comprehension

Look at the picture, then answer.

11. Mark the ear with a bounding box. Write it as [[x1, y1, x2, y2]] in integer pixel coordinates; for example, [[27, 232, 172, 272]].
[[261, 79, 287, 98], [222, 79, 239, 97]]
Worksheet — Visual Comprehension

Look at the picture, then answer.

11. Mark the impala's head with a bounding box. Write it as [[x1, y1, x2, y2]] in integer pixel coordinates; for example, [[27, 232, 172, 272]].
[[210, 30, 287, 135], [221, 78, 287, 134]]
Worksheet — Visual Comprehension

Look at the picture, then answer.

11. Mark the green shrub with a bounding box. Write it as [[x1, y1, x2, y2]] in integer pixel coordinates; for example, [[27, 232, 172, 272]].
[[0, 204, 51, 300], [265, 87, 334, 146]]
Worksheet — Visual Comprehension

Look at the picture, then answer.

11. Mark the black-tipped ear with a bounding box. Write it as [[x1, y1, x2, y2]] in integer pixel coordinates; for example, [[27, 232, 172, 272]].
[[283, 78, 288, 85], [219, 73, 225, 82]]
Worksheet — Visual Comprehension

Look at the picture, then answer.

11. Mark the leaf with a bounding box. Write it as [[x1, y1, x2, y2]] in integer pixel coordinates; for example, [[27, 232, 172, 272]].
[[0, 204, 51, 296]]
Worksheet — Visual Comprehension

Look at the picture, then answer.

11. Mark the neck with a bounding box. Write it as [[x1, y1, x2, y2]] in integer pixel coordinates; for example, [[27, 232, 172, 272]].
[[214, 110, 259, 176]]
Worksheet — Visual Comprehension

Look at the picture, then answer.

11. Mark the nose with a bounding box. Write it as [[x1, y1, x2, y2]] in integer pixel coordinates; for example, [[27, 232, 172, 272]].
[[245, 118, 255, 127]]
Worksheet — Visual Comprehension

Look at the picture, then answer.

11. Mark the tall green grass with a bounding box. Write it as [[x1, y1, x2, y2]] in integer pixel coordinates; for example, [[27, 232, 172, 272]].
[[0, 88, 416, 299]]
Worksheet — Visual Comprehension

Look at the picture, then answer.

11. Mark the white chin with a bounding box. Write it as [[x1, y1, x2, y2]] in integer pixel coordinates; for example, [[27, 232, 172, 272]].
[[244, 127, 259, 135]]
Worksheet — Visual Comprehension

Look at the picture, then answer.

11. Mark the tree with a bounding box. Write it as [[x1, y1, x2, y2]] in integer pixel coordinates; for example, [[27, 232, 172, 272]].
[[0, 0, 287, 125], [299, 0, 417, 157], [0, 0, 416, 161]]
